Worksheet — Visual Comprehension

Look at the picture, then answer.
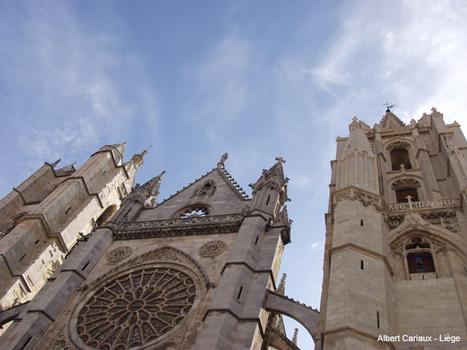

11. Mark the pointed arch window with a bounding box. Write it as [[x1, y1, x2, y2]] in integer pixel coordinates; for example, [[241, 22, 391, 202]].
[[177, 205, 209, 219], [390, 148, 412, 170], [404, 237, 436, 275]]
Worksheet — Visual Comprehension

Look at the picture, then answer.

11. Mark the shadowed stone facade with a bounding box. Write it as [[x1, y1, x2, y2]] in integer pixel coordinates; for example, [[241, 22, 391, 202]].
[[0, 153, 319, 349], [318, 108, 467, 350], [0, 143, 145, 333]]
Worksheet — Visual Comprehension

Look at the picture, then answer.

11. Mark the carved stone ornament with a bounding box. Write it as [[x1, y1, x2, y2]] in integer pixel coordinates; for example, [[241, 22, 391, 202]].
[[106, 246, 133, 264], [391, 178, 420, 190], [386, 140, 411, 151], [334, 187, 382, 211], [51, 330, 72, 350], [76, 266, 196, 349], [388, 210, 459, 233], [114, 213, 244, 240], [199, 240, 227, 257], [193, 180, 216, 197]]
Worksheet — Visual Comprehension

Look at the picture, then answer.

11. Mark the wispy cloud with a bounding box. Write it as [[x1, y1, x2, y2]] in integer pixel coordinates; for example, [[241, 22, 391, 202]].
[[187, 33, 252, 129], [298, 0, 467, 125], [0, 2, 159, 167]]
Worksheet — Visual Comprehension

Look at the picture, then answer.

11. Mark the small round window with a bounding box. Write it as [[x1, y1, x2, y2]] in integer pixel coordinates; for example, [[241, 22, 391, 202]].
[[178, 206, 209, 219]]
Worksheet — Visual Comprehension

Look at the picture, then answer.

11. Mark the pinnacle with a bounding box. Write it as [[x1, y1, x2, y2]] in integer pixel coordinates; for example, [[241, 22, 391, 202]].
[[292, 328, 298, 345], [142, 170, 165, 196], [277, 273, 287, 294]]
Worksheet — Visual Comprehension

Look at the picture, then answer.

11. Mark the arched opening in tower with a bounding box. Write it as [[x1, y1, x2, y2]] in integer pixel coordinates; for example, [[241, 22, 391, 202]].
[[407, 252, 435, 274], [390, 148, 412, 170], [395, 188, 418, 203], [96, 204, 118, 227]]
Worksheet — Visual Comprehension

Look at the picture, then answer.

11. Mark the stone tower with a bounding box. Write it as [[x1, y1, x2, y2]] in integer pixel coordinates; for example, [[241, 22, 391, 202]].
[[0, 143, 144, 324], [0, 154, 319, 350], [318, 108, 467, 349]]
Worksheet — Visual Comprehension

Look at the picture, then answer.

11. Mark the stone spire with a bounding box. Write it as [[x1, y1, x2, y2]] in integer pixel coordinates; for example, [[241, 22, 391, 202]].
[[292, 328, 298, 345], [277, 273, 287, 295], [250, 157, 288, 196], [249, 157, 289, 218], [144, 170, 165, 199], [126, 170, 165, 207]]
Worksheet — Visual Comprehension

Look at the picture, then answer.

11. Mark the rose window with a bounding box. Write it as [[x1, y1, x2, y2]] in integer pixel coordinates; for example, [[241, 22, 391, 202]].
[[76, 266, 196, 349]]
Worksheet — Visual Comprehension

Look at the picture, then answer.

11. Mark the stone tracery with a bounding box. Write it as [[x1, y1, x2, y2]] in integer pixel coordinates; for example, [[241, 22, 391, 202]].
[[199, 240, 227, 257], [76, 266, 196, 349]]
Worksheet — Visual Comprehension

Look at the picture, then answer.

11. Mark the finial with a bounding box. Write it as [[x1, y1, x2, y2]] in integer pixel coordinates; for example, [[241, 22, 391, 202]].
[[156, 170, 166, 179], [292, 328, 298, 345], [383, 102, 395, 112], [431, 107, 437, 113], [140, 144, 153, 158], [275, 156, 286, 164], [217, 153, 229, 168], [50, 158, 61, 167], [131, 145, 152, 167], [277, 273, 287, 294]]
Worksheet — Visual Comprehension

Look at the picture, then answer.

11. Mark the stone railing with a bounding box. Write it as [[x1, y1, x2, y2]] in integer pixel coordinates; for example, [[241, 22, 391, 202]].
[[388, 199, 460, 211], [113, 213, 245, 240]]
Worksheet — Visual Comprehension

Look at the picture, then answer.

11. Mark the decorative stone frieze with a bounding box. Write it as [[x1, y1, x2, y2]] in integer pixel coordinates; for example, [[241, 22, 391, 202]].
[[113, 213, 244, 240], [199, 240, 227, 257], [391, 178, 420, 190], [388, 210, 459, 233], [388, 198, 460, 211], [334, 187, 382, 210], [106, 246, 133, 264]]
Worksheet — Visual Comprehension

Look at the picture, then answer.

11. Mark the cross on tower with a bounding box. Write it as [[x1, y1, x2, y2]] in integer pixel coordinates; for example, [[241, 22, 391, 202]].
[[275, 156, 286, 164]]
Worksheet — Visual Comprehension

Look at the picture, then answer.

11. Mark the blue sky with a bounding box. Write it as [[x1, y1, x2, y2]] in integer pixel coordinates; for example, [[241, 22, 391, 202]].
[[1, 1, 467, 348]]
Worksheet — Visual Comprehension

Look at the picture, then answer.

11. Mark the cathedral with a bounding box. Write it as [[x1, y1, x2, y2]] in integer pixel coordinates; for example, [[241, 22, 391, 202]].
[[0, 107, 467, 350], [0, 143, 318, 349]]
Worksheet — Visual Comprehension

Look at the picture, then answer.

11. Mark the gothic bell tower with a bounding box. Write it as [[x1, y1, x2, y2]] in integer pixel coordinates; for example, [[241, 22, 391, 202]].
[[319, 108, 467, 349]]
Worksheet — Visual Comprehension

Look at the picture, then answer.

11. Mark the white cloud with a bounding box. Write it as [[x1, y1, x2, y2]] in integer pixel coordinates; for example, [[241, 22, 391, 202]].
[[0, 2, 159, 164], [304, 0, 467, 126], [189, 34, 251, 124], [310, 241, 321, 250]]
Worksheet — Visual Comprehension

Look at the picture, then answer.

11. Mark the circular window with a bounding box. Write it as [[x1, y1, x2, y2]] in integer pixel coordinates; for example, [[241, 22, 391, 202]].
[[76, 266, 196, 349]]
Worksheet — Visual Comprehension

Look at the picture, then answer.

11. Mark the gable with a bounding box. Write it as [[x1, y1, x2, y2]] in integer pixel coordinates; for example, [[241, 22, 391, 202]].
[[136, 168, 249, 221], [377, 111, 405, 129]]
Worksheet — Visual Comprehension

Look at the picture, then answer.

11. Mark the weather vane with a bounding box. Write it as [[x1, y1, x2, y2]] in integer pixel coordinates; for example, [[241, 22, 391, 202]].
[[383, 102, 395, 112]]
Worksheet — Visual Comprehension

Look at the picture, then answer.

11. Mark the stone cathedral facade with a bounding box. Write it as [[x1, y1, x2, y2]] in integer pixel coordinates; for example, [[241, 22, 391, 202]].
[[318, 108, 467, 349], [0, 145, 319, 350]]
